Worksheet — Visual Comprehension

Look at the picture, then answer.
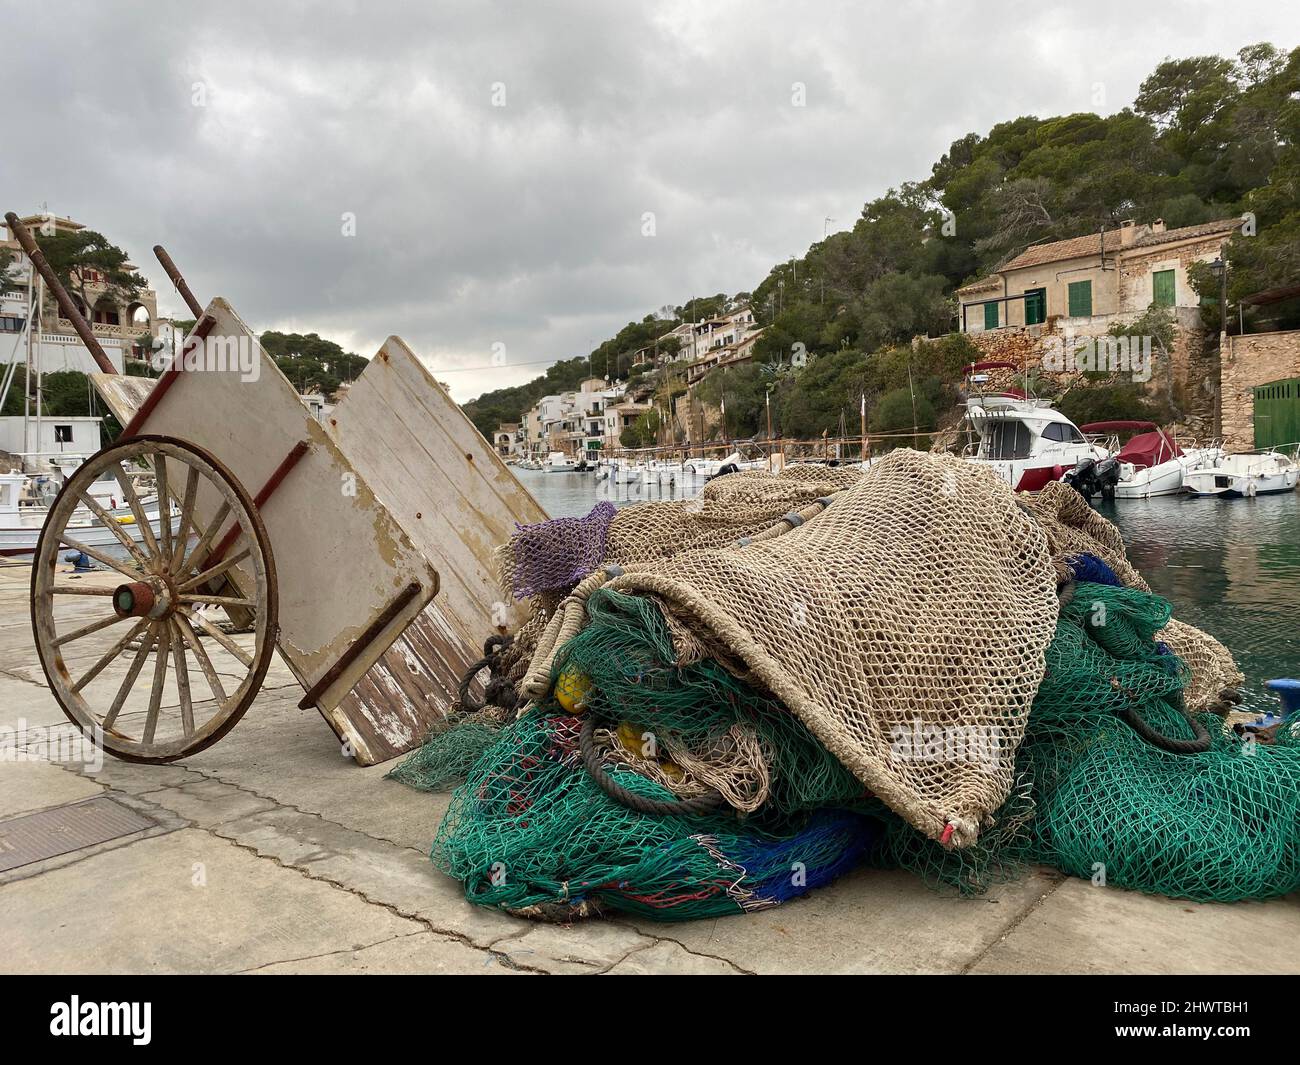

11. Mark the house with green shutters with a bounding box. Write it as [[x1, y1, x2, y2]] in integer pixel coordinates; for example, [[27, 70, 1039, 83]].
[[957, 216, 1241, 335]]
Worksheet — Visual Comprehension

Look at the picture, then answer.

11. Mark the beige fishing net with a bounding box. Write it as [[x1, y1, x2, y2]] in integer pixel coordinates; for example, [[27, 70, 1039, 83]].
[[522, 451, 1062, 845], [484, 451, 1241, 846]]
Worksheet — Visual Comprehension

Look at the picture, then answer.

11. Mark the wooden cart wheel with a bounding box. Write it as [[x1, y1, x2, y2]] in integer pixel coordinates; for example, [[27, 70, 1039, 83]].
[[32, 435, 278, 763]]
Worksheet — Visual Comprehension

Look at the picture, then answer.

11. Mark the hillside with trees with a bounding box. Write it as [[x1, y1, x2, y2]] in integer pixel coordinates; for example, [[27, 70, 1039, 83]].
[[464, 42, 1299, 442]]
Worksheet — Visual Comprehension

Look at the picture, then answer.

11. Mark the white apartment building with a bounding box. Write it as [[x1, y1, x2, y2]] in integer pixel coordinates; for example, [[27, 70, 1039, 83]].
[[2, 214, 174, 376]]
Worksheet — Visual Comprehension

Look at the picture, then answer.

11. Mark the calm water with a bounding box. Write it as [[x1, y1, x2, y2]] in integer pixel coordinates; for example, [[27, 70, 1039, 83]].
[[515, 466, 1300, 713]]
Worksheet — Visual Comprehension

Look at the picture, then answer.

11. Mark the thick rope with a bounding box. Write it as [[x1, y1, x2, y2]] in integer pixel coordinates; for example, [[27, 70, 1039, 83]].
[[579, 714, 725, 817]]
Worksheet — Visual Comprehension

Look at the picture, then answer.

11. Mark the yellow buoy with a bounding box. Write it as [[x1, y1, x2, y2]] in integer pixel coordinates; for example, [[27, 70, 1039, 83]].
[[554, 668, 592, 714], [115, 514, 136, 525]]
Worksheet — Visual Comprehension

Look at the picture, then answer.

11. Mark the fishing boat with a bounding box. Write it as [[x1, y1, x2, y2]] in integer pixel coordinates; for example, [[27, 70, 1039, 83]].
[[1183, 449, 1300, 498], [544, 451, 580, 473], [1078, 421, 1224, 499], [0, 469, 178, 558]]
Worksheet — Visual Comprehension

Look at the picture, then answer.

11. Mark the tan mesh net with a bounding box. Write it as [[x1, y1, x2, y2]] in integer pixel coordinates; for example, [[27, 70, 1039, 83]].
[[490, 451, 1241, 845]]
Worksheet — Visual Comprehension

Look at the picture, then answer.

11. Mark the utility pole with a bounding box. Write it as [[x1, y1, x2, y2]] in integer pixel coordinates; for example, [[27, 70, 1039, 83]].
[[860, 391, 869, 465], [824, 217, 834, 239]]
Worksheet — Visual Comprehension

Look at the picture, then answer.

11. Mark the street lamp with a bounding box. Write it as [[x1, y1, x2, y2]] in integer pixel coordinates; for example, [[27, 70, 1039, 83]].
[[1209, 257, 1228, 335]]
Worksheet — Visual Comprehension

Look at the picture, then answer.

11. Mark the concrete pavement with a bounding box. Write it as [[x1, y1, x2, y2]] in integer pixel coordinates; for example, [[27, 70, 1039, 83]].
[[2, 563, 1297, 974]]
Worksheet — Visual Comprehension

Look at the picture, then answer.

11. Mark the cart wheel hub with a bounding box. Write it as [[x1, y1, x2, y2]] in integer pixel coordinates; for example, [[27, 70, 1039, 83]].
[[113, 579, 171, 620]]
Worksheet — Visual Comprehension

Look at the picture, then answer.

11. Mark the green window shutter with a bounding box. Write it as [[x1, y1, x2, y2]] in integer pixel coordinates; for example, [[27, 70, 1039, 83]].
[[1068, 280, 1092, 317], [1024, 288, 1047, 325], [1152, 269, 1176, 308], [983, 301, 999, 330]]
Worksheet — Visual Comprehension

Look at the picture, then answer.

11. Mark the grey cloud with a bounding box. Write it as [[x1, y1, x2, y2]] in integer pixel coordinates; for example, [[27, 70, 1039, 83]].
[[2, 0, 1294, 400]]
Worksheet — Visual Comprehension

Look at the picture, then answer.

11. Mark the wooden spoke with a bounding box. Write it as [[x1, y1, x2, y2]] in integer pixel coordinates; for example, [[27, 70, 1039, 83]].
[[142, 624, 169, 745], [34, 435, 277, 763], [175, 612, 228, 707], [112, 464, 161, 561], [76, 490, 149, 565], [181, 499, 232, 575], [177, 547, 251, 593], [53, 612, 127, 648], [58, 537, 146, 581], [102, 626, 159, 731], [178, 593, 255, 609], [170, 620, 194, 736], [169, 466, 201, 576], [155, 452, 172, 562], [72, 618, 150, 693], [180, 606, 255, 668]]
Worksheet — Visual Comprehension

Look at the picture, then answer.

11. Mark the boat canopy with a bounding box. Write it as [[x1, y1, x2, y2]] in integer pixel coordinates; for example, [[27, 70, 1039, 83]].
[[1116, 430, 1183, 470]]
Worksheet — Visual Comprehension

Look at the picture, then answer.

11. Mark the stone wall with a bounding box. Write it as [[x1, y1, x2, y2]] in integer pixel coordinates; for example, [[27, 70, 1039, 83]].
[[1221, 329, 1300, 450], [1117, 234, 1224, 314], [967, 316, 1211, 429]]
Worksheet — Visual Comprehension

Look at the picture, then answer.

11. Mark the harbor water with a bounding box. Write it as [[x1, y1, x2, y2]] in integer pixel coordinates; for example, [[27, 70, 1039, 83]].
[[515, 466, 1300, 713]]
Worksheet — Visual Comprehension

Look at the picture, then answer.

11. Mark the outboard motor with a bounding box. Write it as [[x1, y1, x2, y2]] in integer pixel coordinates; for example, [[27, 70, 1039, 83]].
[[1063, 455, 1120, 502]]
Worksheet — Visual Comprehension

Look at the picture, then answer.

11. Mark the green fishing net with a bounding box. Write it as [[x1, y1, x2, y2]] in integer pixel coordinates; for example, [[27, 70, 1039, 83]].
[[409, 581, 1300, 919]]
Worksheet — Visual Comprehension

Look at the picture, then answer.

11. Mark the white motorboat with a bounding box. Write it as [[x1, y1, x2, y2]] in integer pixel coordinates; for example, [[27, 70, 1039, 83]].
[[544, 451, 580, 473], [1183, 449, 1300, 498], [1079, 421, 1224, 499], [961, 394, 1106, 491]]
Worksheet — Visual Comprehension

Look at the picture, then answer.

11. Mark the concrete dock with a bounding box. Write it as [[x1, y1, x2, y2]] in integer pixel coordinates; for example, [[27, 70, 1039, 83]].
[[2, 562, 1297, 975]]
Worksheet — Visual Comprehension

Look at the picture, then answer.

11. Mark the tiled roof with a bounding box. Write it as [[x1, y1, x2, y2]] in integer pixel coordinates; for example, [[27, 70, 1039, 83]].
[[1132, 217, 1241, 249], [1000, 230, 1126, 271], [1000, 218, 1239, 272], [955, 276, 1002, 295]]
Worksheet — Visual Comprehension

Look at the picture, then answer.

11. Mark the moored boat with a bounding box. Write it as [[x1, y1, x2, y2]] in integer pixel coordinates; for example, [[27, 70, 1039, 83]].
[[1183, 449, 1299, 498], [1078, 421, 1224, 499]]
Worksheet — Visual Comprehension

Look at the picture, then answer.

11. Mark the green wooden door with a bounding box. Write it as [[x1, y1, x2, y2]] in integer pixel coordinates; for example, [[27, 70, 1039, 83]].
[[1067, 280, 1092, 317], [1024, 288, 1047, 325], [983, 301, 999, 330], [1152, 269, 1176, 308], [1253, 378, 1300, 450]]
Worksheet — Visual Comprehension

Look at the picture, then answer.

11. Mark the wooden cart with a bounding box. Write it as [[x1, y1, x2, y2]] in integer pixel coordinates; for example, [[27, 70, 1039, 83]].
[[11, 213, 544, 765]]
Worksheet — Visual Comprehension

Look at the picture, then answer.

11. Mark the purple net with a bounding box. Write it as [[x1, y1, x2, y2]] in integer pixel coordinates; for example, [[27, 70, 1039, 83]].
[[506, 501, 617, 599]]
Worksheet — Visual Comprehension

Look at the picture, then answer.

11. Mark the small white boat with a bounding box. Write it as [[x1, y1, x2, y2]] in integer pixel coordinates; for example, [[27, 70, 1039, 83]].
[[1079, 421, 1224, 499], [1183, 450, 1299, 498], [0, 470, 179, 559], [544, 451, 580, 473]]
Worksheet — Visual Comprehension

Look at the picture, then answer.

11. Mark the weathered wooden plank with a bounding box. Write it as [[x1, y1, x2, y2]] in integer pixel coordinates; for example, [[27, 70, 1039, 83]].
[[328, 336, 545, 742], [90, 374, 155, 425]]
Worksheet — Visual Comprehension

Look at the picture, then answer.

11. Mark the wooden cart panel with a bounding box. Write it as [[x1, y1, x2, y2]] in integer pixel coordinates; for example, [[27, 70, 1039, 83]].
[[326, 336, 546, 735], [94, 299, 439, 763]]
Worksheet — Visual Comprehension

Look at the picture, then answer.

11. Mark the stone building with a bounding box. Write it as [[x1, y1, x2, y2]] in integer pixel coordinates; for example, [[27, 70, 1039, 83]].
[[956, 217, 1240, 333], [1, 214, 163, 374]]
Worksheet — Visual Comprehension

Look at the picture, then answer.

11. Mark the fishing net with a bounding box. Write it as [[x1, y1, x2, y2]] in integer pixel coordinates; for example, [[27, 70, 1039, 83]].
[[402, 453, 1292, 921], [431, 710, 881, 921], [1015, 582, 1300, 902], [501, 501, 617, 599], [518, 450, 1060, 846]]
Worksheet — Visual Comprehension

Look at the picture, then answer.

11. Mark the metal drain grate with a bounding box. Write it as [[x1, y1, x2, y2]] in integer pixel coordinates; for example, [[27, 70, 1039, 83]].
[[0, 796, 156, 873]]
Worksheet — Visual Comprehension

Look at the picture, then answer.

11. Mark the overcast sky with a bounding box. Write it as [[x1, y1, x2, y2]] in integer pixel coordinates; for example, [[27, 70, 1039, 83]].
[[3, 1, 1295, 401]]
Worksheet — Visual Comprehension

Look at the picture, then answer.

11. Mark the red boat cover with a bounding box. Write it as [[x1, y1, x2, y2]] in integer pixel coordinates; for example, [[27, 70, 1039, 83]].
[[1116, 430, 1183, 470]]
